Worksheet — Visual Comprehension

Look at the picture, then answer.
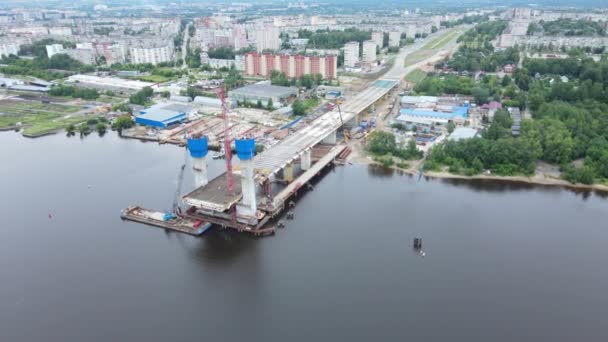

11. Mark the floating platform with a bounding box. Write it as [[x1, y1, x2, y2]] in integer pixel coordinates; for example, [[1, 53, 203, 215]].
[[121, 206, 275, 237], [121, 206, 212, 236]]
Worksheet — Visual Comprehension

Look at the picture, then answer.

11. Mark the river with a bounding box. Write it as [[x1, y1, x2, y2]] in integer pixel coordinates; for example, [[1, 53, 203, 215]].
[[1, 131, 607, 341]]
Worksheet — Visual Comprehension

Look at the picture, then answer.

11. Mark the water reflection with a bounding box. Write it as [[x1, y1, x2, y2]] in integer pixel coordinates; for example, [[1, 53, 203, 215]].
[[187, 228, 259, 266]]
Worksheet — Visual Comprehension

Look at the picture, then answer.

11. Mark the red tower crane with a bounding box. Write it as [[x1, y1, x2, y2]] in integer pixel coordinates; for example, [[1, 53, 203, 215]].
[[216, 85, 234, 195]]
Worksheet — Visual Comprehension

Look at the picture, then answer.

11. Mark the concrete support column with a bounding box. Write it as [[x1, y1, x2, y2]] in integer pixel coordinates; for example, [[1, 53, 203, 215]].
[[284, 162, 294, 182], [322, 130, 337, 145], [301, 149, 312, 170], [193, 157, 208, 188], [238, 159, 257, 217]]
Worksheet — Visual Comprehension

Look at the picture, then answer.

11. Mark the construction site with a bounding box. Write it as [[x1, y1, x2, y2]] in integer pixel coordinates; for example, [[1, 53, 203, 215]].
[[121, 79, 399, 236]]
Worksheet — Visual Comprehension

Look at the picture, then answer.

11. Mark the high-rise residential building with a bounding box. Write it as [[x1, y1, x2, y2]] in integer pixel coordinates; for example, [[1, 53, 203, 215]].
[[253, 26, 280, 52], [0, 41, 19, 58], [371, 31, 384, 48], [343, 41, 359, 68], [362, 40, 377, 63], [406, 24, 417, 39], [66, 48, 96, 65], [244, 52, 337, 79], [95, 44, 126, 65], [388, 31, 401, 47], [46, 44, 64, 58], [130, 45, 173, 65]]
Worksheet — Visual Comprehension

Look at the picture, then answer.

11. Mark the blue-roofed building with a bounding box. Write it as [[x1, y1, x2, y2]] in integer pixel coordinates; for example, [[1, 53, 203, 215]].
[[135, 103, 191, 128], [398, 104, 469, 125]]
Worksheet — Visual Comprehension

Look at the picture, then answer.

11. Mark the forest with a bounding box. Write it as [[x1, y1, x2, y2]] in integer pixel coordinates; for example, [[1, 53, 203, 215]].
[[442, 21, 518, 72], [297, 28, 371, 49], [428, 54, 608, 184], [0, 53, 94, 80], [527, 19, 606, 37]]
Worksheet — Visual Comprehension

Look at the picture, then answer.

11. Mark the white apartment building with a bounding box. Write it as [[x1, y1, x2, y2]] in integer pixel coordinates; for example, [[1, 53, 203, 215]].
[[253, 26, 280, 51], [362, 40, 377, 63], [200, 52, 245, 71], [388, 31, 401, 47], [130, 46, 173, 65], [46, 44, 64, 58], [48, 27, 73, 36], [343, 41, 359, 68], [0, 42, 19, 58], [371, 31, 384, 48], [406, 24, 416, 39], [66, 48, 96, 65]]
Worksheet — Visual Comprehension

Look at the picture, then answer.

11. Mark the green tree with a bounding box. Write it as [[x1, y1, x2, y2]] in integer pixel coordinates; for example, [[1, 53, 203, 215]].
[[447, 121, 456, 133], [267, 98, 274, 110], [367, 131, 397, 155], [112, 115, 134, 134], [292, 99, 306, 116]]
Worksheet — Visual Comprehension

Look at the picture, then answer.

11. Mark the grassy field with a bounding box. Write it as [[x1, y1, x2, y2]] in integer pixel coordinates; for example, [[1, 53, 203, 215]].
[[0, 100, 88, 137], [404, 69, 428, 83], [404, 28, 462, 67], [422, 29, 461, 50], [96, 95, 127, 104], [135, 74, 172, 83], [22, 115, 94, 137]]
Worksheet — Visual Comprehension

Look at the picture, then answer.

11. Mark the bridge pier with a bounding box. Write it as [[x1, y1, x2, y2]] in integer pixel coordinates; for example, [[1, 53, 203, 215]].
[[322, 131, 337, 145], [301, 149, 312, 171], [283, 162, 294, 182], [235, 139, 257, 220]]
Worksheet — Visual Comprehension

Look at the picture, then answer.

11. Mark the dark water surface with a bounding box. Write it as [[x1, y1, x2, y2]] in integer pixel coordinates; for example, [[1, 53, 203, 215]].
[[1, 132, 608, 341]]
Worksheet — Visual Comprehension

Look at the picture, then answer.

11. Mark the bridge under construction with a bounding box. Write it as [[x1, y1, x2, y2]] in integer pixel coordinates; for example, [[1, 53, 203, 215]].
[[121, 78, 399, 236]]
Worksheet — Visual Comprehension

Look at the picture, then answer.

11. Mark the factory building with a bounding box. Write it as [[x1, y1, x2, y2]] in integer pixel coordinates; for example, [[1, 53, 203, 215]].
[[135, 103, 192, 128], [65, 74, 154, 94], [343, 41, 359, 68], [229, 83, 297, 108]]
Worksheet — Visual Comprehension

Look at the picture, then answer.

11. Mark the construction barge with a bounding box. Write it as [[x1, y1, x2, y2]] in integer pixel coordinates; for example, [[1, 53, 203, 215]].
[[121, 143, 347, 238]]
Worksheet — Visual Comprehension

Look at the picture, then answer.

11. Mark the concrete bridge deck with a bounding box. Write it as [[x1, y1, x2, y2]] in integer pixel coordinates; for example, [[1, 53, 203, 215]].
[[252, 78, 398, 182]]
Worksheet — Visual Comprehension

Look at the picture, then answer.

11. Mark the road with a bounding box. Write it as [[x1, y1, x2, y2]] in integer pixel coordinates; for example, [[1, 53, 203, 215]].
[[384, 26, 469, 80]]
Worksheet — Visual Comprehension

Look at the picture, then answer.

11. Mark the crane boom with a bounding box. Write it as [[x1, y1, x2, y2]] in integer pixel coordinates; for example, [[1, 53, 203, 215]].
[[217, 86, 234, 195]]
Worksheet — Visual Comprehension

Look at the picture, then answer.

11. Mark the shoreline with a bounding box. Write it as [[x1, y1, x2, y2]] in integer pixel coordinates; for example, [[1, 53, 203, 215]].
[[348, 150, 608, 192]]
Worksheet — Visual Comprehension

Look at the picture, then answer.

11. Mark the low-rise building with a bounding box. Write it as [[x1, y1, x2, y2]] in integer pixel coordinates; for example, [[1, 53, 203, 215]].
[[135, 103, 192, 128], [449, 127, 479, 141], [200, 52, 244, 71], [229, 83, 297, 108], [65, 74, 155, 94]]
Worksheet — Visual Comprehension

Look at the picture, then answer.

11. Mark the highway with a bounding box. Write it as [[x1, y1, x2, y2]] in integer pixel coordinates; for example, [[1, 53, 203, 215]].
[[251, 27, 467, 182]]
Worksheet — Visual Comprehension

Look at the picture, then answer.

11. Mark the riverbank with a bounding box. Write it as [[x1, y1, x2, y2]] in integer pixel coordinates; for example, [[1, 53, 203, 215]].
[[347, 142, 608, 192]]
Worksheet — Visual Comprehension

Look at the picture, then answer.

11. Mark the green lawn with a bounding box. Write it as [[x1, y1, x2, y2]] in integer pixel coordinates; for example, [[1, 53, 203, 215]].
[[405, 69, 428, 83], [0, 100, 89, 137], [303, 97, 320, 111], [22, 115, 94, 137], [135, 74, 172, 83]]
